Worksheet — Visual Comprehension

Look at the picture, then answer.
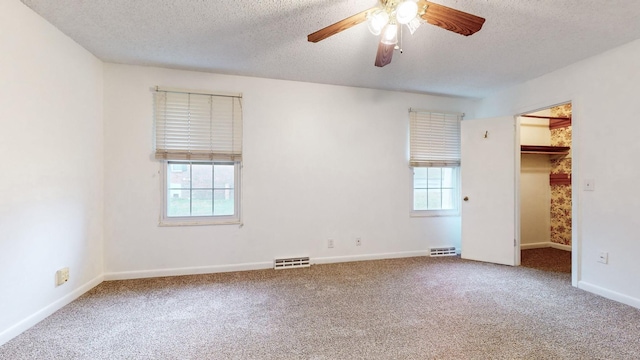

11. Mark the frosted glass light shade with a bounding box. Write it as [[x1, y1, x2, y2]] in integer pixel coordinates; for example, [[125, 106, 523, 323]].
[[407, 16, 423, 34], [367, 10, 390, 36], [381, 24, 398, 45], [396, 0, 418, 25]]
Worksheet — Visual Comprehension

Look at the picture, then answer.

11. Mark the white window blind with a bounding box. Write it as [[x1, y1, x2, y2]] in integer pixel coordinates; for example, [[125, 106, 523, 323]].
[[409, 110, 461, 167], [154, 89, 242, 161]]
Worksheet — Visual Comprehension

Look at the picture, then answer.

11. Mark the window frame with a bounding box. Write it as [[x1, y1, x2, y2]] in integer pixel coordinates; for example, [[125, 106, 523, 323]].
[[159, 160, 242, 226], [410, 166, 460, 217]]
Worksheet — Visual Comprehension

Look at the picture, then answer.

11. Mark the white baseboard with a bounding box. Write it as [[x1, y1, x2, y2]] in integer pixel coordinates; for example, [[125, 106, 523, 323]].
[[104, 261, 274, 281], [520, 242, 550, 250], [106, 252, 433, 280], [520, 241, 571, 251], [313, 250, 429, 265], [578, 281, 640, 310], [0, 274, 104, 347], [549, 242, 572, 251]]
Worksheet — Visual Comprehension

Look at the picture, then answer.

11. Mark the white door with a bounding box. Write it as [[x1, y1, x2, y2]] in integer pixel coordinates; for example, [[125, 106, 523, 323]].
[[461, 117, 518, 266]]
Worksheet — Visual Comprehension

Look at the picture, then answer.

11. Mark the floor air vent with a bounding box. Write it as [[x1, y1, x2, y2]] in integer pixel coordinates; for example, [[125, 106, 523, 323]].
[[274, 257, 310, 270], [430, 247, 457, 257]]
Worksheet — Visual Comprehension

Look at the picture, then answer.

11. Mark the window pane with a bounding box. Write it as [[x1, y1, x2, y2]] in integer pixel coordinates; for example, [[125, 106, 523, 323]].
[[427, 189, 442, 209], [413, 167, 428, 189], [214, 164, 235, 189], [214, 189, 234, 216], [427, 168, 442, 188], [414, 189, 428, 211], [192, 164, 213, 189], [168, 163, 190, 189], [413, 168, 427, 189], [441, 189, 455, 210], [168, 190, 190, 217], [169, 163, 188, 173], [442, 168, 455, 188], [192, 190, 213, 216]]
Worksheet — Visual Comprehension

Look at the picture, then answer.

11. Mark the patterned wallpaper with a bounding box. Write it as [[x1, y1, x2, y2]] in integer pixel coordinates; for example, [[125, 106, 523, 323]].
[[550, 104, 572, 246]]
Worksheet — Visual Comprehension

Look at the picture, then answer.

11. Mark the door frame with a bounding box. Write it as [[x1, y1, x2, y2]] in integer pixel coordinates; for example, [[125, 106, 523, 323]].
[[514, 100, 578, 287], [515, 116, 521, 266]]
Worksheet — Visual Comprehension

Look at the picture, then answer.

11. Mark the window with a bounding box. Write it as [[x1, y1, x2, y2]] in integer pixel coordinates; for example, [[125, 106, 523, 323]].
[[413, 167, 458, 211], [166, 161, 238, 218], [154, 87, 242, 225], [409, 109, 461, 215]]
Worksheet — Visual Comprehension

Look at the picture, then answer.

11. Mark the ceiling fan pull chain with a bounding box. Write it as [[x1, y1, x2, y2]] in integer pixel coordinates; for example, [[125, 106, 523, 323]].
[[393, 25, 402, 53], [397, 23, 403, 53]]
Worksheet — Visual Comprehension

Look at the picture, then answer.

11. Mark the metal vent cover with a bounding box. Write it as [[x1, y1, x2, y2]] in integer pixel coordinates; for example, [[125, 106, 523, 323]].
[[274, 257, 310, 270], [430, 246, 457, 257]]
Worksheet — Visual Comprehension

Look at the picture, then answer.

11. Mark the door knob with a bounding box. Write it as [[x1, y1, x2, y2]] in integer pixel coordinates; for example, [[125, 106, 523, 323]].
[[463, 196, 469, 201]]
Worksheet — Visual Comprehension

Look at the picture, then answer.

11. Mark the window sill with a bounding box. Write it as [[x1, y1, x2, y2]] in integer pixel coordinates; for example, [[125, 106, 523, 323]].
[[410, 209, 459, 218], [159, 217, 241, 227]]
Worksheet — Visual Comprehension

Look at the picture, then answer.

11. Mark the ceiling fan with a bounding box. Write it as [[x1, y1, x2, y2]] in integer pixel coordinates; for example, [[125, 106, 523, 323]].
[[307, 0, 485, 67]]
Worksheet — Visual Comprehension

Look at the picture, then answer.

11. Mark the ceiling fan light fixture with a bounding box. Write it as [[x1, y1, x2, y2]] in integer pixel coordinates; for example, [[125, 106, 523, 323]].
[[367, 9, 390, 36], [306, 1, 486, 68], [396, 0, 419, 25], [381, 23, 398, 45]]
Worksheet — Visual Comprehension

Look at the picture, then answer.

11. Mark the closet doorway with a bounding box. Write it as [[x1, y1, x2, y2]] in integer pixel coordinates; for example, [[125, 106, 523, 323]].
[[518, 103, 572, 274]]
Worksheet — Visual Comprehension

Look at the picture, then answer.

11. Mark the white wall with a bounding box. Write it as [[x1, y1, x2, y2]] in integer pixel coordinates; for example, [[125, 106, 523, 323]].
[[520, 113, 551, 147], [0, 0, 104, 345], [477, 38, 640, 307], [103, 64, 477, 278], [520, 116, 551, 246], [520, 155, 551, 246]]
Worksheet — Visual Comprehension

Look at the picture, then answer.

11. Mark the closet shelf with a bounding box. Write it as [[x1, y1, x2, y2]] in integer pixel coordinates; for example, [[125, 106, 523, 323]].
[[521, 145, 570, 159]]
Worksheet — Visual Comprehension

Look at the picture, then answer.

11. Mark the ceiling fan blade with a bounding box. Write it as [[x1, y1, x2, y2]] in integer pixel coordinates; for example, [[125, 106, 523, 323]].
[[417, 1, 485, 36], [308, 7, 378, 43], [374, 41, 394, 67]]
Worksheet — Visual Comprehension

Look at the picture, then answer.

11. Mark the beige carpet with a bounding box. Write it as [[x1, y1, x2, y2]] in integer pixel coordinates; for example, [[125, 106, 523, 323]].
[[1, 255, 639, 359], [521, 247, 572, 273]]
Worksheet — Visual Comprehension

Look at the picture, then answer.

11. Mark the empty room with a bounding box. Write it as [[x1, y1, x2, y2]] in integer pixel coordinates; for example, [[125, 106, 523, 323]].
[[1, 0, 640, 358]]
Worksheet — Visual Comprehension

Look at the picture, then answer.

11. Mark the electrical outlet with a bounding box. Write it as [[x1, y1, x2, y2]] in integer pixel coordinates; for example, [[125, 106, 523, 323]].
[[328, 239, 334, 248], [598, 252, 608, 264], [56, 267, 69, 286], [356, 237, 362, 246]]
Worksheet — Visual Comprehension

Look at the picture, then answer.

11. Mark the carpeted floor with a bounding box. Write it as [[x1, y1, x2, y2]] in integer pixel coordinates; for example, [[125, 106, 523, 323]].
[[521, 247, 572, 273], [1, 255, 639, 359]]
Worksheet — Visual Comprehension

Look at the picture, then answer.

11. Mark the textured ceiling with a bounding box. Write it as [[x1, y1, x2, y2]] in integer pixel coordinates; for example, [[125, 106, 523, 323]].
[[20, 0, 640, 98]]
